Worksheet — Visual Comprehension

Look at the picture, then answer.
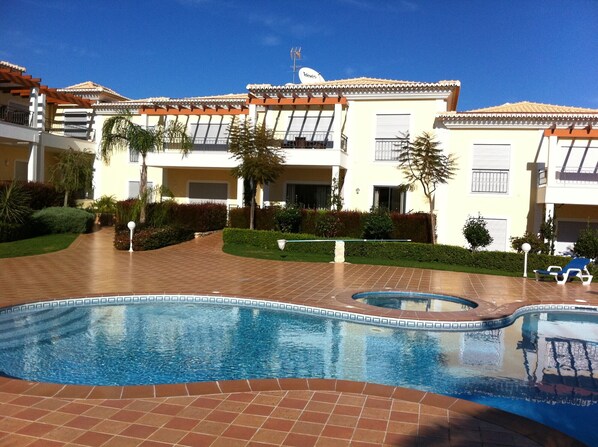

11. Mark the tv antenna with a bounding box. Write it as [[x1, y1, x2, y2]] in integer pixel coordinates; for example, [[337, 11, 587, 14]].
[[290, 47, 302, 83]]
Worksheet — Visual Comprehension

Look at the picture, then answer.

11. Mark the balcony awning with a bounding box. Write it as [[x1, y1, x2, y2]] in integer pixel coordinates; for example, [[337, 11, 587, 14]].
[[0, 67, 92, 108]]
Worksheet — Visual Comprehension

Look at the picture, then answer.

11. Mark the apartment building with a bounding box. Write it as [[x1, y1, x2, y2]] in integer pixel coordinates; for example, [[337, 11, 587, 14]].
[[2, 60, 597, 253]]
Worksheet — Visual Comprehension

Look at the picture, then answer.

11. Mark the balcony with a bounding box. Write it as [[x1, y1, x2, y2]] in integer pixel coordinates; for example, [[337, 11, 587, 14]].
[[274, 131, 347, 152], [537, 167, 598, 205], [472, 170, 509, 194], [375, 138, 407, 161], [0, 105, 30, 126]]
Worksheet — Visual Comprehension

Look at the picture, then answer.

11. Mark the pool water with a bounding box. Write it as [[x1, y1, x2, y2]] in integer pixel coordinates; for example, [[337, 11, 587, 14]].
[[353, 290, 477, 312], [0, 302, 596, 445]]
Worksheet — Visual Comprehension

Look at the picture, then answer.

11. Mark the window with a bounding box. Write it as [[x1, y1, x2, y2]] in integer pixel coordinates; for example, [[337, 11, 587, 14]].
[[189, 182, 228, 204], [375, 114, 409, 160], [15, 161, 28, 181], [128, 181, 153, 200], [286, 184, 331, 209], [471, 144, 510, 193], [482, 218, 507, 251], [129, 148, 139, 163], [373, 186, 406, 212], [63, 110, 89, 139], [284, 111, 334, 148], [189, 117, 229, 150]]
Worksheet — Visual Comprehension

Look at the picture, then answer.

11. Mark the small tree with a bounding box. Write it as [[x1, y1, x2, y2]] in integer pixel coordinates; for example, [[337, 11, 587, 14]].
[[397, 132, 457, 244], [362, 208, 393, 240], [573, 226, 598, 260], [228, 118, 285, 230], [540, 213, 556, 255], [100, 112, 192, 223], [49, 148, 94, 207], [463, 215, 493, 251]]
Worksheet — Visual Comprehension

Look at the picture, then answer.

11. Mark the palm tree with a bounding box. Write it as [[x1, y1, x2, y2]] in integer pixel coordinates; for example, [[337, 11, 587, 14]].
[[397, 131, 457, 244], [100, 112, 192, 223], [228, 118, 285, 230]]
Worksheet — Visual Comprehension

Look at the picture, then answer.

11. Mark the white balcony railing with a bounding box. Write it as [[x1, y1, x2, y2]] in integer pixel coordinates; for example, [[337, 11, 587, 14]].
[[471, 169, 509, 193]]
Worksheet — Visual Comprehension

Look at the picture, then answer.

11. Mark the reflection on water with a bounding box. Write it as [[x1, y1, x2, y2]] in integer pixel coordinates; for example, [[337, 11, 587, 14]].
[[0, 304, 596, 444]]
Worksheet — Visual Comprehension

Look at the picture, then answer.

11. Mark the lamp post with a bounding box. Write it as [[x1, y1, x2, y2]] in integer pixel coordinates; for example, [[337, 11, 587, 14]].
[[522, 243, 531, 277], [127, 221, 136, 253]]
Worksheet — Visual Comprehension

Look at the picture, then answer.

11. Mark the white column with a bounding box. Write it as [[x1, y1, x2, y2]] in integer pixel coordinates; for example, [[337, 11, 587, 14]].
[[27, 132, 43, 181], [333, 102, 342, 150], [236, 177, 245, 207], [248, 103, 258, 124], [546, 135, 558, 186]]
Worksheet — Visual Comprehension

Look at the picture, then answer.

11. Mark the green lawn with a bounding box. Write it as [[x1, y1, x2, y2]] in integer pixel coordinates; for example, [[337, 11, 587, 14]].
[[0, 233, 79, 258], [222, 243, 523, 277]]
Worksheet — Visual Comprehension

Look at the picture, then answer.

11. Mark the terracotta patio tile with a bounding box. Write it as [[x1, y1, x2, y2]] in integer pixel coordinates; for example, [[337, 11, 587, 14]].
[[163, 417, 200, 431], [72, 430, 114, 446], [148, 427, 187, 444], [186, 381, 221, 395], [178, 432, 218, 446], [120, 423, 159, 439], [282, 432, 318, 447], [205, 409, 238, 424]]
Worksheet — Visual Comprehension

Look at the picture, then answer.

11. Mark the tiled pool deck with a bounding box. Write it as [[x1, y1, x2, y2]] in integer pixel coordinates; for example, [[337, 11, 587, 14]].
[[0, 229, 595, 446]]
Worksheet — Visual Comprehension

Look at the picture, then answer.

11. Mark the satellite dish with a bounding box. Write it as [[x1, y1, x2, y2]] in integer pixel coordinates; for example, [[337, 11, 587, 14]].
[[298, 67, 325, 84]]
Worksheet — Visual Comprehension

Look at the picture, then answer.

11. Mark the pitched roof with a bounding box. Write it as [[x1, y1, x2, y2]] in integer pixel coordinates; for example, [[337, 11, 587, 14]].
[[59, 81, 129, 101], [0, 61, 26, 72], [464, 101, 598, 114]]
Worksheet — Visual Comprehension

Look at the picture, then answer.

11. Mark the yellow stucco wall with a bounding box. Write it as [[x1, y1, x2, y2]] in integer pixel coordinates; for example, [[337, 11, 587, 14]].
[[0, 144, 29, 181], [438, 127, 544, 248], [342, 98, 446, 212]]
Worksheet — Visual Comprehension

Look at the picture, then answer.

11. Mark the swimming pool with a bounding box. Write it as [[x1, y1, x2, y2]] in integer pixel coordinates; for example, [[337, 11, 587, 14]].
[[353, 290, 477, 311], [0, 296, 597, 445]]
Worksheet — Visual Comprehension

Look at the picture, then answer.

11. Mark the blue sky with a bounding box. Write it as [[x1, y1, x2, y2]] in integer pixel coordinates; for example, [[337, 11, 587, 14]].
[[2, 0, 597, 111]]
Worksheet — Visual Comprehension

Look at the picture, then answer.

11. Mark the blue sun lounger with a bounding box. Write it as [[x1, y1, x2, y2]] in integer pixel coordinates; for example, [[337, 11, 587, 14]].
[[534, 257, 593, 285]]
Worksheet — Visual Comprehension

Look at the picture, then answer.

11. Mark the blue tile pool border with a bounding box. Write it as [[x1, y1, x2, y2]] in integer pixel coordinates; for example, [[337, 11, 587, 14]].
[[1, 294, 597, 332]]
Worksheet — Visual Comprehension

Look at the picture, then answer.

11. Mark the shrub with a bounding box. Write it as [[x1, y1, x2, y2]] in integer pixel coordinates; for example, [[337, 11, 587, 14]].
[[172, 203, 227, 232], [114, 225, 195, 251], [315, 211, 343, 238], [390, 212, 431, 243], [32, 207, 95, 234], [362, 209, 393, 239], [573, 227, 598, 260], [274, 206, 302, 233], [20, 181, 66, 209], [89, 195, 117, 214], [510, 232, 547, 254], [463, 215, 493, 251], [0, 181, 32, 225]]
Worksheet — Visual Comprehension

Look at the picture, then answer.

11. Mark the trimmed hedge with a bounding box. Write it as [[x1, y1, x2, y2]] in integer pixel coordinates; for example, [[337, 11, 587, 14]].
[[223, 228, 335, 254], [228, 207, 432, 242], [223, 228, 571, 274], [0, 222, 33, 243], [115, 200, 227, 232], [32, 207, 95, 234], [114, 226, 195, 251]]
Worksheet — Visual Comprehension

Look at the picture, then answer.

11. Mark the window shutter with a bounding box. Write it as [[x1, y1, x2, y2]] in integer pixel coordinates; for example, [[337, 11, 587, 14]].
[[472, 144, 510, 170], [375, 114, 410, 139]]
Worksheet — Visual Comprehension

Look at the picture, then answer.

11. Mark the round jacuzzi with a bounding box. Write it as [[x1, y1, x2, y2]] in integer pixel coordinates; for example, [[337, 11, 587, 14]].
[[352, 291, 478, 312]]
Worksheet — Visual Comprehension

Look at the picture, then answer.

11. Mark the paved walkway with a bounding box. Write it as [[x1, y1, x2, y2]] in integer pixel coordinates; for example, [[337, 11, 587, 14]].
[[0, 229, 595, 446]]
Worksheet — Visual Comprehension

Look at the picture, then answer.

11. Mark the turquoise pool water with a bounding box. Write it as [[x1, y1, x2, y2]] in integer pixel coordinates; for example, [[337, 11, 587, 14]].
[[0, 300, 596, 445]]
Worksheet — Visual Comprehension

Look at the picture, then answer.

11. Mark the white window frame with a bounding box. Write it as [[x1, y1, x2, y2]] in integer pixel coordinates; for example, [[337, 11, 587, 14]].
[[470, 143, 511, 195], [374, 113, 410, 162]]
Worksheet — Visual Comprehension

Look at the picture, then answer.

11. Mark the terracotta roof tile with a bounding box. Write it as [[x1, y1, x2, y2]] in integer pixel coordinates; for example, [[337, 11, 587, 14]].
[[465, 101, 598, 114]]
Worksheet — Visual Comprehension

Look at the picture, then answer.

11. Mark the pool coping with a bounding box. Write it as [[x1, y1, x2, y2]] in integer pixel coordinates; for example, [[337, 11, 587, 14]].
[[4, 292, 597, 332]]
